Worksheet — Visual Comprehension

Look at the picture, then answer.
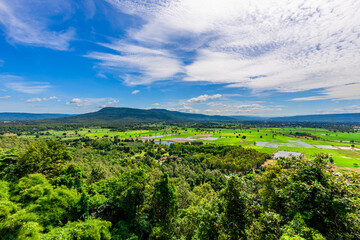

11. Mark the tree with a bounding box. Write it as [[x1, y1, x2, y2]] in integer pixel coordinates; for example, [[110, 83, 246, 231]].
[[259, 154, 360, 239], [15, 140, 72, 178], [150, 172, 178, 239], [42, 219, 111, 240], [222, 176, 247, 240]]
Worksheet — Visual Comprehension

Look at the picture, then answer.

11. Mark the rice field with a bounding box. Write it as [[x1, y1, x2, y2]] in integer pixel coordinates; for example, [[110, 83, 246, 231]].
[[18, 126, 360, 170]]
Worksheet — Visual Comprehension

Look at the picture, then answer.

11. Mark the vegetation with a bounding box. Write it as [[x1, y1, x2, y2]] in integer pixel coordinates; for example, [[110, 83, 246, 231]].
[[0, 122, 360, 239]]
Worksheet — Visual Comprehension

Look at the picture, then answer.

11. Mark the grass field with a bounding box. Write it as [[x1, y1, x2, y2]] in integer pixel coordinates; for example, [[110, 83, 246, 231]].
[[14, 126, 360, 171]]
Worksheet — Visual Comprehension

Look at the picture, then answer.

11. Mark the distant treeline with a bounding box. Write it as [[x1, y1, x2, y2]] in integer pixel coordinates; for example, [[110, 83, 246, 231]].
[[0, 121, 358, 136]]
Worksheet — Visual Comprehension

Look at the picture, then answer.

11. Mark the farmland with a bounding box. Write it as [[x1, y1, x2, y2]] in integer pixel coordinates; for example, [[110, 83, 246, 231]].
[[8, 125, 360, 171]]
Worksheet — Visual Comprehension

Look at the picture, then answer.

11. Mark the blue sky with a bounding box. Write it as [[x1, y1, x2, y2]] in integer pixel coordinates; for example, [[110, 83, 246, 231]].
[[0, 0, 359, 116]]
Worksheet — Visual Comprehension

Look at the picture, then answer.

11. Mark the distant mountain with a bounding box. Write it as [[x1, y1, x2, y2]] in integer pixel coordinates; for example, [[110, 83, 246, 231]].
[[270, 113, 360, 123], [2, 108, 360, 123], [54, 107, 235, 123], [0, 113, 74, 121], [231, 116, 268, 121]]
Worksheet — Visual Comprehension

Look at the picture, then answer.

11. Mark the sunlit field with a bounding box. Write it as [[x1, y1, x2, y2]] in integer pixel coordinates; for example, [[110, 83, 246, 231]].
[[11, 126, 360, 171]]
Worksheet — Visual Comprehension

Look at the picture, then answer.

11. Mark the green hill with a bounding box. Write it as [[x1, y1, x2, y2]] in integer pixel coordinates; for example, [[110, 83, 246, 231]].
[[54, 107, 235, 123]]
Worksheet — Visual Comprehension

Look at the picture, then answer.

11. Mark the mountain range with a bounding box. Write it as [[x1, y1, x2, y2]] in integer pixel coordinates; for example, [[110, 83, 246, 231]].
[[1, 107, 360, 123], [0, 113, 73, 121]]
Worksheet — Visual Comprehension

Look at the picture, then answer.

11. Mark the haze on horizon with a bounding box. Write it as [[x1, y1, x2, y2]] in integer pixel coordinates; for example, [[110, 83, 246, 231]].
[[0, 0, 359, 117]]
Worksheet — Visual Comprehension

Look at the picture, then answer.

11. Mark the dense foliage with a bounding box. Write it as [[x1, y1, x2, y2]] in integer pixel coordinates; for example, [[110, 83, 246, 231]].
[[0, 131, 359, 239]]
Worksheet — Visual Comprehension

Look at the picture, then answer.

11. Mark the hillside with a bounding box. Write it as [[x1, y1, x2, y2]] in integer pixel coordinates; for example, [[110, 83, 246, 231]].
[[54, 107, 235, 122], [2, 109, 360, 123], [0, 113, 73, 121]]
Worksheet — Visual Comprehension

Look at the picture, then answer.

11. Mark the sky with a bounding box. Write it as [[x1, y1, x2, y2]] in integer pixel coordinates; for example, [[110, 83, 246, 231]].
[[0, 0, 359, 116]]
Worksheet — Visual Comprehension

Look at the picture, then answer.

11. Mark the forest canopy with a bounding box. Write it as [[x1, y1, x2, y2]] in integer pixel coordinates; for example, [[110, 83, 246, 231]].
[[0, 129, 359, 239]]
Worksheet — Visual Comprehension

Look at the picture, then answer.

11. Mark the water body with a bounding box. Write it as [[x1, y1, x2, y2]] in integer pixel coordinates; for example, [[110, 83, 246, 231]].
[[256, 142, 282, 148], [199, 137, 219, 141], [170, 138, 196, 142], [314, 145, 339, 149], [256, 140, 313, 148], [155, 141, 173, 146], [274, 151, 302, 159], [287, 140, 313, 148]]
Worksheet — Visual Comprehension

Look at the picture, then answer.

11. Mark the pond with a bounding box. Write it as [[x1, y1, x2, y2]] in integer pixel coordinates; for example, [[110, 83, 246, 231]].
[[168, 138, 196, 142], [199, 137, 218, 141], [256, 140, 313, 148], [155, 141, 173, 146], [273, 151, 302, 159]]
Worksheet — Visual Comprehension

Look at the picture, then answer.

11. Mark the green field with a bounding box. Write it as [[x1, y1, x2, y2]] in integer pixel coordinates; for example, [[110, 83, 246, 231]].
[[13, 126, 360, 171]]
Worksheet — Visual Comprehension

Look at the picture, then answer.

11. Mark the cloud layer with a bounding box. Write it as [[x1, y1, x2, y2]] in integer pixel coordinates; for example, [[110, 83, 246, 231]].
[[100, 0, 360, 100], [0, 0, 75, 50]]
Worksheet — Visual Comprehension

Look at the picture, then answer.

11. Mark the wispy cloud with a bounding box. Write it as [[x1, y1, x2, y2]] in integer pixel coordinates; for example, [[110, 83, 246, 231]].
[[292, 84, 360, 101], [67, 97, 119, 108], [316, 105, 360, 114], [205, 102, 282, 116], [85, 42, 183, 85], [26, 96, 58, 103], [105, 0, 360, 100], [0, 0, 75, 50], [0, 75, 51, 94], [131, 90, 140, 95], [187, 94, 222, 104], [5, 81, 51, 94], [169, 101, 282, 116], [0, 95, 10, 99]]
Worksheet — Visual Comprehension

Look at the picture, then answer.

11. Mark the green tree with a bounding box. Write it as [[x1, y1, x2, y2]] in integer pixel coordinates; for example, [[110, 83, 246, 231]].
[[222, 176, 248, 240], [150, 172, 178, 239], [42, 219, 112, 240], [259, 155, 360, 239], [15, 140, 72, 178]]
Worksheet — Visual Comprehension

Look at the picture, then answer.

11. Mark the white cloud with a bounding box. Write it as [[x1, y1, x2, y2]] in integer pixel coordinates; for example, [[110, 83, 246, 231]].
[[85, 42, 183, 85], [100, 99, 119, 108], [26, 96, 58, 103], [147, 103, 162, 109], [177, 105, 200, 114], [26, 98, 42, 103], [106, 0, 360, 100], [67, 97, 119, 108], [205, 102, 282, 115], [171, 101, 282, 116], [68, 98, 84, 106], [315, 105, 360, 114], [132, 90, 140, 95], [0, 75, 51, 94], [292, 84, 360, 101], [96, 72, 107, 79], [0, 95, 10, 99], [0, 0, 75, 50], [187, 94, 222, 104], [164, 97, 282, 115], [5, 82, 51, 94]]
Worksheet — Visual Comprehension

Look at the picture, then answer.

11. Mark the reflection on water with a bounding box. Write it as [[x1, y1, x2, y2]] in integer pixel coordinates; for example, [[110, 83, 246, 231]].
[[274, 151, 302, 159], [155, 141, 173, 146]]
